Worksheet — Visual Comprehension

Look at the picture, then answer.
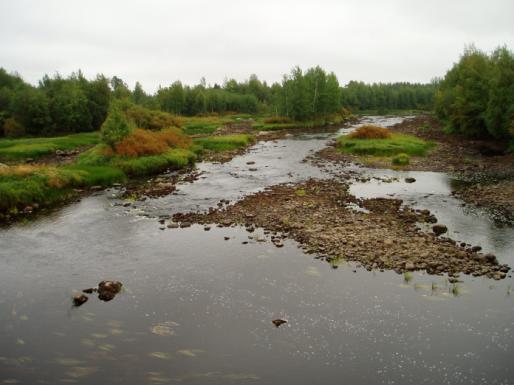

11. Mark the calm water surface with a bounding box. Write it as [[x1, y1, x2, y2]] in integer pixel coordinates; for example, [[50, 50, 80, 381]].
[[1, 117, 513, 385]]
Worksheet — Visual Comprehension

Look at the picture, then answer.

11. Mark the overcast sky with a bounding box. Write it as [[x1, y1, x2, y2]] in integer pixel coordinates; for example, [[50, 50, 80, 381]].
[[0, 0, 513, 92]]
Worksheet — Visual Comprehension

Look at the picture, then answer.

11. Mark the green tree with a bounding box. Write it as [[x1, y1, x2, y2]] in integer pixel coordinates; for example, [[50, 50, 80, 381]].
[[11, 87, 51, 135], [485, 47, 514, 138], [101, 105, 133, 148]]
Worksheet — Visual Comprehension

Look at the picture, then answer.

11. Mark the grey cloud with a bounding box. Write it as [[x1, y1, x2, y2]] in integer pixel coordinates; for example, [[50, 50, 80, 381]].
[[0, 0, 512, 92]]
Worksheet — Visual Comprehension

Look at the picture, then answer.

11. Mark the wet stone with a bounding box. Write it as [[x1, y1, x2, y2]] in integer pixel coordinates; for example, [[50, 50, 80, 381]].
[[272, 319, 287, 328], [432, 224, 448, 236], [73, 294, 89, 307]]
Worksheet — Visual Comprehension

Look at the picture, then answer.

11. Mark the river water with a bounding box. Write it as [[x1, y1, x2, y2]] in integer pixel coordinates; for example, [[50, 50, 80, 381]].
[[1, 117, 513, 385]]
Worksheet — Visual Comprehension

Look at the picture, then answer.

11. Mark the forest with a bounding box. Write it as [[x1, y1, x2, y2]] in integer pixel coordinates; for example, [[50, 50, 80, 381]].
[[0, 66, 435, 138]]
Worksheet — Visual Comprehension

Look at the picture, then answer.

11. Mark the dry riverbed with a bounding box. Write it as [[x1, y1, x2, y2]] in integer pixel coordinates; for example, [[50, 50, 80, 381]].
[[173, 179, 510, 280]]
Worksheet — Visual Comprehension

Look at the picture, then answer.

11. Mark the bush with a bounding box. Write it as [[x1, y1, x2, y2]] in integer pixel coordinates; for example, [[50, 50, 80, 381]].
[[101, 108, 133, 148], [263, 116, 293, 124], [3, 118, 25, 138], [392, 153, 410, 165], [125, 105, 183, 130], [107, 128, 191, 158], [348, 125, 392, 139]]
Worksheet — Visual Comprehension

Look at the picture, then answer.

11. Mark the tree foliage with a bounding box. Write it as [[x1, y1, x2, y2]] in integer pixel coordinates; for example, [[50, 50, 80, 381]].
[[435, 46, 514, 139]]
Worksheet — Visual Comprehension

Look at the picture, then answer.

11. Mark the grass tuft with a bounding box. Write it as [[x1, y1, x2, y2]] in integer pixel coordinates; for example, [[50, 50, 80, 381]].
[[193, 134, 253, 152], [337, 133, 435, 157]]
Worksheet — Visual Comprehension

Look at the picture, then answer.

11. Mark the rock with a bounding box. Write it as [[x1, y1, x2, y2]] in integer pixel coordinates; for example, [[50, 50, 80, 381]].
[[246, 161, 255, 165], [167, 223, 179, 229], [98, 280, 123, 301], [249, 168, 258, 172], [180, 222, 191, 228], [405, 177, 416, 183], [90, 185, 102, 191], [204, 226, 211, 231], [432, 224, 448, 236], [484, 253, 498, 264], [224, 236, 230, 240], [471, 245, 482, 252], [272, 319, 287, 328], [73, 294, 89, 307], [405, 261, 415, 270], [82, 288, 96, 294]]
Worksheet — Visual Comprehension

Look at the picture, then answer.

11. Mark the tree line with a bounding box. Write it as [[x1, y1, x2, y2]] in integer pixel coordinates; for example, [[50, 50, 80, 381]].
[[0, 66, 437, 137], [435, 45, 513, 139]]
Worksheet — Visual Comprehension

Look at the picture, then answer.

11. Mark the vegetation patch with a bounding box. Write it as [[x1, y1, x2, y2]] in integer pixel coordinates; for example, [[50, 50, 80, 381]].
[[0, 132, 99, 161], [348, 125, 392, 139], [0, 164, 125, 212], [392, 153, 410, 165], [112, 148, 196, 176], [337, 132, 435, 156], [193, 134, 253, 152]]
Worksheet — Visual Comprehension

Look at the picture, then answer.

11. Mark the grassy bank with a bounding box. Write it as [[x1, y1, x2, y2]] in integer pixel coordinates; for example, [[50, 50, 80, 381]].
[[0, 132, 254, 217], [337, 133, 435, 156], [0, 164, 126, 213], [0, 132, 100, 161], [192, 134, 253, 152]]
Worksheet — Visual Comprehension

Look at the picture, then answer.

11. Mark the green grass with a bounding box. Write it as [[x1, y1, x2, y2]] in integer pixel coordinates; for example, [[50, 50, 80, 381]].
[[392, 153, 410, 165], [193, 134, 253, 152], [112, 148, 196, 176], [0, 165, 125, 212], [337, 133, 435, 156], [77, 145, 197, 176], [0, 132, 100, 161], [353, 109, 429, 116]]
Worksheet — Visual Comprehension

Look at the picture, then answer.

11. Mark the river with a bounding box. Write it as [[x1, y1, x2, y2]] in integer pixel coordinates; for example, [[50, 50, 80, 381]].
[[1, 116, 513, 385]]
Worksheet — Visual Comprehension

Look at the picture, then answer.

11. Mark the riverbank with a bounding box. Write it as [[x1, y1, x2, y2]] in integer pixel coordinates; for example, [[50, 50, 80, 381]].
[[315, 115, 514, 224]]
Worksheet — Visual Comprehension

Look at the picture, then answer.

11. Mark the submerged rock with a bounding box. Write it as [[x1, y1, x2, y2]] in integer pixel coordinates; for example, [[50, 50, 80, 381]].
[[405, 177, 416, 183], [272, 319, 287, 328]]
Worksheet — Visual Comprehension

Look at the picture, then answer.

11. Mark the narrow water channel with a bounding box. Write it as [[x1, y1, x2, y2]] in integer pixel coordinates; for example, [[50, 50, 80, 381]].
[[1, 117, 513, 385]]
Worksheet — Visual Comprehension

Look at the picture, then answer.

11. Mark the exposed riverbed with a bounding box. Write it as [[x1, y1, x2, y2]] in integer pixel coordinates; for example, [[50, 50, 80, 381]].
[[1, 117, 513, 385]]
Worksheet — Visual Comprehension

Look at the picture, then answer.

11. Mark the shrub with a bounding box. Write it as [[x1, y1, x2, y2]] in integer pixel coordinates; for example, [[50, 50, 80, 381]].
[[3, 118, 26, 138], [264, 116, 293, 124], [111, 128, 167, 157], [125, 105, 183, 130], [392, 153, 410, 165], [348, 125, 392, 139], [109, 128, 191, 158], [101, 108, 133, 148], [158, 128, 191, 148]]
